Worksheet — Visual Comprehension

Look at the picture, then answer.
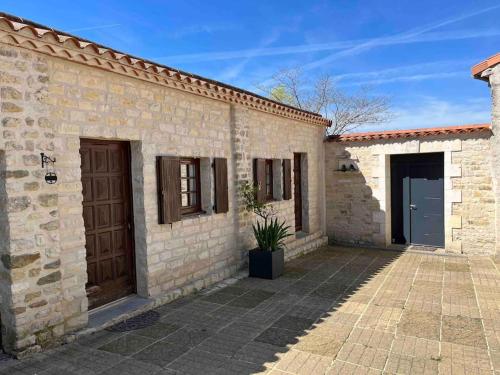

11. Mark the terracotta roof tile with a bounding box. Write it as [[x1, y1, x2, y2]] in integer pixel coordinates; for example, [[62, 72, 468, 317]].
[[0, 12, 331, 127], [327, 124, 491, 142], [472, 53, 500, 79]]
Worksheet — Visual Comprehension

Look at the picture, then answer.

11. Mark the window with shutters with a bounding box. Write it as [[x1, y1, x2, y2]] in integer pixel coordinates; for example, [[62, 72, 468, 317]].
[[180, 158, 201, 215], [254, 158, 277, 203], [265, 159, 273, 201], [282, 159, 292, 200], [213, 158, 229, 213]]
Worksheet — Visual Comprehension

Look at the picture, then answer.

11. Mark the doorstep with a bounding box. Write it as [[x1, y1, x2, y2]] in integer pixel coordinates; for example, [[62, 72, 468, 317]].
[[76, 295, 155, 338], [69, 270, 249, 342]]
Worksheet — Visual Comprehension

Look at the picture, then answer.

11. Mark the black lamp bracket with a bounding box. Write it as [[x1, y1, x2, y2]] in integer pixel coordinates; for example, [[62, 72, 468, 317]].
[[40, 153, 56, 169]]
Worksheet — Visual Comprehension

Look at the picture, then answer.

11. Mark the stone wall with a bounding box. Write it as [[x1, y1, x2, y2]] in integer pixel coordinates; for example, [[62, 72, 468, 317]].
[[0, 46, 71, 353], [325, 134, 495, 255], [487, 64, 500, 259], [0, 43, 327, 354]]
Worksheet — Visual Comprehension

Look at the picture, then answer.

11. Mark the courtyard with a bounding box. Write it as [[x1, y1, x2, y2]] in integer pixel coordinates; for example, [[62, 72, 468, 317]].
[[0, 245, 499, 374]]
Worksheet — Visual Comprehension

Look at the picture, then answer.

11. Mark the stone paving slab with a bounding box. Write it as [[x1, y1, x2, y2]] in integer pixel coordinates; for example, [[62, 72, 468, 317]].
[[1, 245, 500, 374]]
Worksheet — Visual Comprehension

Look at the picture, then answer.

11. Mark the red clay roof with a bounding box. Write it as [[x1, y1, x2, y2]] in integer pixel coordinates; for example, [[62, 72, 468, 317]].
[[472, 53, 500, 79], [0, 12, 331, 127], [327, 124, 492, 142]]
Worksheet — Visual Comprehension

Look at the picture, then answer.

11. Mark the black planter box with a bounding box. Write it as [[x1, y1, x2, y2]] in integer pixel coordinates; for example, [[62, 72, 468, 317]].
[[248, 248, 284, 279]]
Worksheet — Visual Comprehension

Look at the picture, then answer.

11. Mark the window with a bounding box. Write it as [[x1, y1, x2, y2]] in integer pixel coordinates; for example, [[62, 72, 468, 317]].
[[158, 156, 228, 224], [180, 158, 201, 215], [282, 159, 292, 200], [265, 159, 273, 201]]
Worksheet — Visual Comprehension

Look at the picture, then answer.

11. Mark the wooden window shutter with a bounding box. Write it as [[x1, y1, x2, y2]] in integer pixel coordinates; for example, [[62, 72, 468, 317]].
[[214, 158, 229, 213], [157, 156, 181, 224], [253, 158, 266, 203], [283, 159, 292, 200]]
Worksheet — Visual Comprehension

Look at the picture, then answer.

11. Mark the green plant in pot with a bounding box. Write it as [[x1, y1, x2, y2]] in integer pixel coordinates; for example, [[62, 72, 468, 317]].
[[240, 182, 292, 279]]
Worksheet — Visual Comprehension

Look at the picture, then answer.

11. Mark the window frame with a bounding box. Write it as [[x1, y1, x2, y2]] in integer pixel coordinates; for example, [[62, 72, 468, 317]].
[[265, 159, 274, 202], [179, 157, 202, 216]]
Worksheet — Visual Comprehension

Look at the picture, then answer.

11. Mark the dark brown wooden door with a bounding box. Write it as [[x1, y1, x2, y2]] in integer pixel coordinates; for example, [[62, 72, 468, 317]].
[[80, 139, 135, 309], [293, 153, 302, 232]]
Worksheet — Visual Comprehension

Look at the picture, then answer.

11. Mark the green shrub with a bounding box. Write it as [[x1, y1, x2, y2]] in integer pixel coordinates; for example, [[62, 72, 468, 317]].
[[240, 182, 292, 252], [253, 217, 292, 252]]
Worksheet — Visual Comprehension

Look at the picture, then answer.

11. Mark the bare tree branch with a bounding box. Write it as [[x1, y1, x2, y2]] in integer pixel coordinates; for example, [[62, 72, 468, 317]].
[[259, 68, 393, 135]]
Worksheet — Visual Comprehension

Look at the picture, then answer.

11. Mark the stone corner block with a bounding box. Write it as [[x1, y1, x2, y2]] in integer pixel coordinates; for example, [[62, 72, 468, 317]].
[[448, 215, 462, 229], [446, 164, 462, 178], [446, 240, 462, 254], [448, 189, 462, 203]]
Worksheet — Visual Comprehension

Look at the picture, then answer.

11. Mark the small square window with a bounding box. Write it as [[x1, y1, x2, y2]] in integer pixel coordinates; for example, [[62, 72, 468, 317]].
[[180, 158, 201, 215]]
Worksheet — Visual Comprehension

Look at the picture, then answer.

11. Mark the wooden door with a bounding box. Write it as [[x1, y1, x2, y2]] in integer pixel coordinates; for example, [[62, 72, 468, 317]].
[[80, 139, 135, 309], [293, 153, 302, 232]]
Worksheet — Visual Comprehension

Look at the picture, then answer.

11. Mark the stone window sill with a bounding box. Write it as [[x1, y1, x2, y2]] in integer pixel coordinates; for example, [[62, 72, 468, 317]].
[[181, 210, 210, 221]]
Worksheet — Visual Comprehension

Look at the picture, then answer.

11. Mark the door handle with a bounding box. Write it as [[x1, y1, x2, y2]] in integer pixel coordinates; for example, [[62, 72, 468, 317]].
[[410, 204, 417, 210]]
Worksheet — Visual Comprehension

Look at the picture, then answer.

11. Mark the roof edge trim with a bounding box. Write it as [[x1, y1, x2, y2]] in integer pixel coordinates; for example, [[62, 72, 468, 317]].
[[326, 124, 492, 143], [472, 53, 500, 80]]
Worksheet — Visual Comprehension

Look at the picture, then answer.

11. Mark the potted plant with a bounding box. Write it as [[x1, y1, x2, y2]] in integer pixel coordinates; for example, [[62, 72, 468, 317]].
[[240, 182, 292, 279]]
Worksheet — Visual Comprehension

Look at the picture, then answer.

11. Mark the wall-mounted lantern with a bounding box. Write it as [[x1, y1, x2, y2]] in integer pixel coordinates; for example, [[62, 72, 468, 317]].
[[40, 153, 57, 184], [337, 160, 358, 172]]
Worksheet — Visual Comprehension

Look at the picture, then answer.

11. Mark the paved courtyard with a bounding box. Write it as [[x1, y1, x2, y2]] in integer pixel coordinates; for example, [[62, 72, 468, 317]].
[[1, 245, 499, 374]]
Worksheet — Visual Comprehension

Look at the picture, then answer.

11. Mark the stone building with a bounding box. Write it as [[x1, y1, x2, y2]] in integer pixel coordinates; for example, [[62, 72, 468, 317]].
[[323, 53, 500, 257], [0, 13, 329, 355], [0, 11, 500, 357], [472, 53, 500, 259], [325, 125, 494, 255]]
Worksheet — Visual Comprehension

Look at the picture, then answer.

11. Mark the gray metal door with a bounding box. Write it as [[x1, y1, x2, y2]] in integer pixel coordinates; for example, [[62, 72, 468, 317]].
[[391, 153, 444, 247], [409, 163, 444, 247]]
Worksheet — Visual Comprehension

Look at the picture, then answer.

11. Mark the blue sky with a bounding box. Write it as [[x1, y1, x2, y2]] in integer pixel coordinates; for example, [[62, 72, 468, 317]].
[[3, 1, 499, 131]]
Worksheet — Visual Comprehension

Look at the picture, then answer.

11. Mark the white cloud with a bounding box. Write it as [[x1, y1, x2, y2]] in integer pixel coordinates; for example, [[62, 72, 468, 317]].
[[152, 28, 500, 64], [355, 97, 492, 132], [342, 71, 467, 86], [67, 24, 121, 33], [335, 60, 475, 82], [302, 4, 500, 71], [215, 22, 302, 82], [167, 24, 236, 39]]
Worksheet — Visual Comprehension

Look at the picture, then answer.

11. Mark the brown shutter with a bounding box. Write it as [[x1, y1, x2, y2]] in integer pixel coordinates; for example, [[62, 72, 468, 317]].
[[282, 159, 292, 200], [253, 158, 266, 203], [157, 156, 181, 224], [214, 158, 228, 213]]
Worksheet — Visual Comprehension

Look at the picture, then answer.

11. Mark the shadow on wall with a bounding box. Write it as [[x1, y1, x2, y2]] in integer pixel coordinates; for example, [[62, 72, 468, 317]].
[[0, 150, 14, 351], [325, 144, 386, 248]]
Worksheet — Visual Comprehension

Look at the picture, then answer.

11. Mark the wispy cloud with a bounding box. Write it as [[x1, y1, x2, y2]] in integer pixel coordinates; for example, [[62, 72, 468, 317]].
[[302, 4, 500, 71], [152, 28, 500, 64], [67, 24, 121, 32], [356, 96, 491, 132], [335, 59, 475, 86], [343, 71, 467, 87], [215, 19, 303, 82], [216, 30, 284, 82], [167, 23, 237, 39]]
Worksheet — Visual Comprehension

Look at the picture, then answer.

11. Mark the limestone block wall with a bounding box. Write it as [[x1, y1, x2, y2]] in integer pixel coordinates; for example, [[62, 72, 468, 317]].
[[488, 64, 500, 259], [0, 46, 70, 352], [325, 134, 495, 255], [233, 107, 326, 253], [0, 42, 327, 354]]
